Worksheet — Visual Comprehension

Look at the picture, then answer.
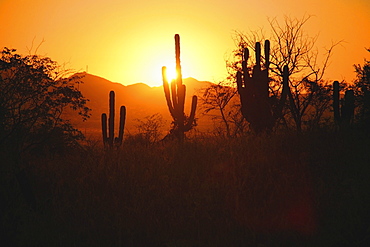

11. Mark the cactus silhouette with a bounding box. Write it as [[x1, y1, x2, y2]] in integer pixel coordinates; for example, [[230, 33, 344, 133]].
[[333, 81, 355, 127], [101, 91, 126, 147], [162, 34, 197, 141], [236, 40, 289, 132]]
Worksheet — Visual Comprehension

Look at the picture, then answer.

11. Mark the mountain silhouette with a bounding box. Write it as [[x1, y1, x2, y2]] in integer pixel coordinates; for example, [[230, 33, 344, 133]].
[[67, 73, 213, 139]]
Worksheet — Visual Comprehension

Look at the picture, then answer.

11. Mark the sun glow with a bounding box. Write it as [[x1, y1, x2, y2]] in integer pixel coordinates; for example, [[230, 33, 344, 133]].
[[162, 65, 178, 83], [0, 0, 368, 88]]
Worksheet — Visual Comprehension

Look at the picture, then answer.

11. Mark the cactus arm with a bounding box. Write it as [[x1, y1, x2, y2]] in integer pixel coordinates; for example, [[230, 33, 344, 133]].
[[333, 81, 340, 122], [162, 66, 175, 118], [342, 90, 355, 124], [162, 66, 169, 87], [108, 91, 115, 147], [101, 113, 108, 144], [242, 49, 250, 87], [175, 34, 182, 82], [280, 65, 289, 106], [332, 81, 355, 127], [117, 105, 126, 145], [236, 69, 250, 122], [273, 65, 289, 120], [255, 42, 261, 70], [171, 80, 178, 117], [236, 71, 244, 93], [178, 84, 186, 116], [175, 34, 185, 116], [244, 47, 250, 65], [184, 95, 198, 131], [238, 48, 250, 91], [264, 40, 270, 69]]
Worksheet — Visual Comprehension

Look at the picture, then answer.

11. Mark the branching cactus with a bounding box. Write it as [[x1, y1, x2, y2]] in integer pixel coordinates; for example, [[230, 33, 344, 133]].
[[333, 81, 355, 127], [101, 90, 126, 148], [236, 40, 289, 132], [162, 34, 197, 141]]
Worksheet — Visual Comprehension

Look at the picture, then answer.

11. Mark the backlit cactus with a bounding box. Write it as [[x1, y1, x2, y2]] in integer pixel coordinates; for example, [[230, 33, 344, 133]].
[[236, 40, 289, 132], [162, 34, 197, 140], [101, 90, 126, 147]]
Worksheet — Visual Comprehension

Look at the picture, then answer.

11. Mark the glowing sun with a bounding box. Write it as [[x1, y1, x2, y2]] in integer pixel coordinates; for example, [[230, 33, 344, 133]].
[[162, 64, 179, 83]]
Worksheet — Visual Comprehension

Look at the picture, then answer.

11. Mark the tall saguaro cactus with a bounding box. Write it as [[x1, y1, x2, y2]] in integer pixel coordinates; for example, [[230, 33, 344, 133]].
[[101, 90, 126, 147], [162, 34, 197, 141], [236, 40, 289, 132], [333, 81, 355, 127]]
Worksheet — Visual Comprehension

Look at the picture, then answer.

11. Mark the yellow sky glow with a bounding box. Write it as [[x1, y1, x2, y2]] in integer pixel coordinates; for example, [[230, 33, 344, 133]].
[[1, 0, 369, 87]]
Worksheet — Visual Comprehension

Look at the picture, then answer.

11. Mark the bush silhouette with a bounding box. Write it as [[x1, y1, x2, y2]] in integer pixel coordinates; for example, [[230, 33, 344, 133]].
[[0, 48, 90, 157]]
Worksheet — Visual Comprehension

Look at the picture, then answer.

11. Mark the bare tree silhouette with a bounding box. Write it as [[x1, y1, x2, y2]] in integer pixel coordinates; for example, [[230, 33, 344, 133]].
[[199, 81, 240, 137]]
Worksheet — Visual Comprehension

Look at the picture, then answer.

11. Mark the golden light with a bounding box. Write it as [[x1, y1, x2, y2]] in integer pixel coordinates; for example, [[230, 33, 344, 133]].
[[0, 0, 369, 87], [163, 64, 178, 83]]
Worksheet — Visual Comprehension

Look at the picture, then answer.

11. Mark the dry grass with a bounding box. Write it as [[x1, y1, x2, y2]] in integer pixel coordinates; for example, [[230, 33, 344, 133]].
[[1, 130, 370, 246]]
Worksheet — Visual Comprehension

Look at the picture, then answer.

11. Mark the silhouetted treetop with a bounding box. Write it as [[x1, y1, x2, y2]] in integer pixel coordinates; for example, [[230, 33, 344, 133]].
[[353, 48, 370, 131], [0, 47, 90, 155]]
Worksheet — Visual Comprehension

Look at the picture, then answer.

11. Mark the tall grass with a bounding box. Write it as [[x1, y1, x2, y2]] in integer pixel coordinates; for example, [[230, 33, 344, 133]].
[[2, 130, 370, 246]]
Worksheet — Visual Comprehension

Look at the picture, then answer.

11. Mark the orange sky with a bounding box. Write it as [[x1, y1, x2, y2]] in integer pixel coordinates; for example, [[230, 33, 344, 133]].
[[1, 0, 369, 87]]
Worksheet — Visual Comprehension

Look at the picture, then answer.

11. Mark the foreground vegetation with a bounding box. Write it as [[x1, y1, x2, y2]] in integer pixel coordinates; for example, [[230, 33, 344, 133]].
[[1, 129, 370, 247]]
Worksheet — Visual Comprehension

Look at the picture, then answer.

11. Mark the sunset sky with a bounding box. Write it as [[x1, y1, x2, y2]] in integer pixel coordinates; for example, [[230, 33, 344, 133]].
[[1, 0, 369, 87]]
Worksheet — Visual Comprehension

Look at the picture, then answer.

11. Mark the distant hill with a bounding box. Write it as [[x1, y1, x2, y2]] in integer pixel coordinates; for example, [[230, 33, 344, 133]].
[[66, 73, 214, 140]]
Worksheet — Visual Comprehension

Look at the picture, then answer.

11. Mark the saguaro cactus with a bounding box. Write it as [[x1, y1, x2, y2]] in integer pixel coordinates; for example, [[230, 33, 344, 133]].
[[101, 90, 126, 147], [333, 81, 355, 127], [162, 34, 197, 141], [236, 40, 289, 132]]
